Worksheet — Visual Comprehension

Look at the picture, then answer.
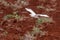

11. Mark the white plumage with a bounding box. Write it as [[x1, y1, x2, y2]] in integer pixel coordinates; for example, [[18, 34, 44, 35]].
[[25, 8, 36, 17], [25, 8, 49, 18]]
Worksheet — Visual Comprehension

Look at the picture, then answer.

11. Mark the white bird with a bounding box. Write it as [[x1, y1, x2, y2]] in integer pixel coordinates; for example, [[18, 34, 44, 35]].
[[25, 8, 49, 18], [25, 8, 36, 17]]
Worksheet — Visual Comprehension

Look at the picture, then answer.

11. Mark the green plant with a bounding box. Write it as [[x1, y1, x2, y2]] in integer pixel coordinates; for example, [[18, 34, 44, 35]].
[[3, 13, 21, 20], [37, 17, 53, 24]]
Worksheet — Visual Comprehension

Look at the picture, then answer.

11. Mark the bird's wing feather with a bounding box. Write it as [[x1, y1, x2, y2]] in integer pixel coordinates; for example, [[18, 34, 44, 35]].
[[25, 8, 36, 16]]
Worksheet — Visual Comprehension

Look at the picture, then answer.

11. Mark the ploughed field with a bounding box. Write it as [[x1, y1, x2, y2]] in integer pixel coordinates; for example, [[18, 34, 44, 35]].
[[0, 0, 60, 40]]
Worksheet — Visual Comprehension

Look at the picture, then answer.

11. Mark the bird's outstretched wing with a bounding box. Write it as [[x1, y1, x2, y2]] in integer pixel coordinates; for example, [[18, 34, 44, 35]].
[[25, 8, 36, 17]]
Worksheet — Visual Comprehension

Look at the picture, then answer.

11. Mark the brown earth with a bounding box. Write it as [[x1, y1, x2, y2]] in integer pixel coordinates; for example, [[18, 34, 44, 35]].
[[0, 0, 60, 40]]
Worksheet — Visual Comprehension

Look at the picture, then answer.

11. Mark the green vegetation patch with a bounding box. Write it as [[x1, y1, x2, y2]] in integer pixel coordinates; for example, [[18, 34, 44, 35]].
[[37, 17, 53, 24], [3, 12, 21, 20]]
